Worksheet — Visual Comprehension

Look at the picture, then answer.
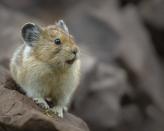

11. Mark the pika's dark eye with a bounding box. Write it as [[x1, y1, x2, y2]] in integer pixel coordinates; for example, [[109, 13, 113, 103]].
[[54, 38, 61, 45]]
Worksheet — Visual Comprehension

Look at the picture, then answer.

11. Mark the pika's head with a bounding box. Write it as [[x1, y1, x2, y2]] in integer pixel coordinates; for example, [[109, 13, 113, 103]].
[[21, 20, 79, 68]]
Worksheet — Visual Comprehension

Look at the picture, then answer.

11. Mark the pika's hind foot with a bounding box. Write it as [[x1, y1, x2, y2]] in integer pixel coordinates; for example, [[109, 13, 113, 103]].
[[33, 98, 49, 109], [51, 106, 64, 118]]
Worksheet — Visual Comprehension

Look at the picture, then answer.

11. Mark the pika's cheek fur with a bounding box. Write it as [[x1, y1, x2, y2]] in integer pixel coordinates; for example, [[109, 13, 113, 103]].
[[49, 51, 76, 68]]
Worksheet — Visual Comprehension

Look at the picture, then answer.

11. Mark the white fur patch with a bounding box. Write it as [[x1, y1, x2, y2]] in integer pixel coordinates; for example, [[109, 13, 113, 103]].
[[23, 45, 31, 61]]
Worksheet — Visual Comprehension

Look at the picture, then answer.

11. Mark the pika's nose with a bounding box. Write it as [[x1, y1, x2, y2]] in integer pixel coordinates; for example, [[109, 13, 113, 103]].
[[72, 47, 78, 55]]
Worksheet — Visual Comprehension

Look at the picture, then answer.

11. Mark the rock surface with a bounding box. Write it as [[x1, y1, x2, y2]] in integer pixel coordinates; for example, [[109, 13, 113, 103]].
[[0, 66, 89, 131]]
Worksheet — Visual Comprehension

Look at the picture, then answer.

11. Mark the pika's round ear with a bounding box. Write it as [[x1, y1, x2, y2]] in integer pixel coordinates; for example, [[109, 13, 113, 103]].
[[56, 20, 69, 33], [21, 23, 42, 46]]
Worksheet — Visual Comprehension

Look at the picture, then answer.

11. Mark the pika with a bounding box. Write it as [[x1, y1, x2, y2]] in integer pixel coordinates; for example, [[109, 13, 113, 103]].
[[10, 20, 80, 118]]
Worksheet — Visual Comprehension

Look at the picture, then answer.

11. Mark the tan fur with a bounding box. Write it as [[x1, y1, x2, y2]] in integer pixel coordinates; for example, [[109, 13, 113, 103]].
[[10, 23, 80, 118]]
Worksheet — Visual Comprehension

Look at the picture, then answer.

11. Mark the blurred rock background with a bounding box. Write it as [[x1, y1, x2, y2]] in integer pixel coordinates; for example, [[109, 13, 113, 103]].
[[0, 0, 164, 131]]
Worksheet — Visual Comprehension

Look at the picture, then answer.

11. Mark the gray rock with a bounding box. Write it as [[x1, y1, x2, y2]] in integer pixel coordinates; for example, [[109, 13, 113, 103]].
[[139, 0, 164, 29], [65, 1, 164, 131]]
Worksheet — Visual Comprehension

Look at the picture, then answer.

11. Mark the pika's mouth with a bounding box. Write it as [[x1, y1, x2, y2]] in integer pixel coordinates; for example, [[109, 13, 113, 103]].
[[66, 57, 76, 64]]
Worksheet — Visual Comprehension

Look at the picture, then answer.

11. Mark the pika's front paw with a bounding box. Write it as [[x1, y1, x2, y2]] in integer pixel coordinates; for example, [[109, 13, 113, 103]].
[[33, 98, 49, 109], [51, 106, 64, 118]]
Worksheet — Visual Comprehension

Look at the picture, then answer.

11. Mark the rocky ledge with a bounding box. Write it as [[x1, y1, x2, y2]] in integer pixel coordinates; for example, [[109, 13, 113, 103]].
[[0, 65, 89, 131]]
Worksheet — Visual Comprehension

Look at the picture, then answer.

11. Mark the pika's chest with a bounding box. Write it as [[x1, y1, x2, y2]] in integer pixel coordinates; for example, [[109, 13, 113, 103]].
[[40, 69, 78, 95]]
